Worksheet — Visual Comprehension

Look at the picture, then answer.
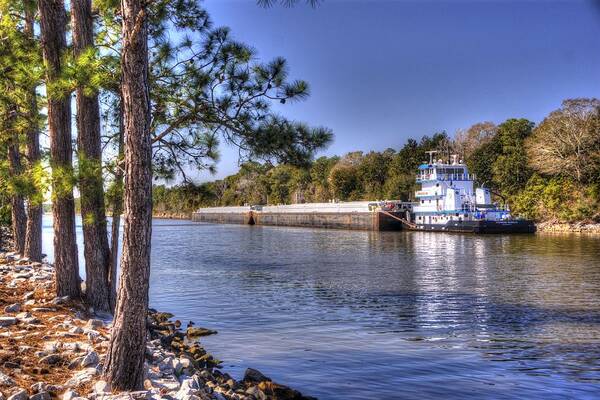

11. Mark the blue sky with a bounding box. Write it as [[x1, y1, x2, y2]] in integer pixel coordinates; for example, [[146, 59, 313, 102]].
[[194, 0, 600, 181]]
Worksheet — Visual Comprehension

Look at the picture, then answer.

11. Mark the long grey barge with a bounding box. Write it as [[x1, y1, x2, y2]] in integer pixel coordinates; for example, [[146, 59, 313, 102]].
[[192, 202, 410, 231]]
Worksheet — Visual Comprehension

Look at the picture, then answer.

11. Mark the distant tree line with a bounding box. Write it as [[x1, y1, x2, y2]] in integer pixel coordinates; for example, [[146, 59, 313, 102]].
[[155, 98, 600, 223]]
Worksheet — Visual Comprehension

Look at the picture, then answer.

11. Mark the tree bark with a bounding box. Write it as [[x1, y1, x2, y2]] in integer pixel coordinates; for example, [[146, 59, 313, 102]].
[[109, 98, 125, 311], [71, 0, 112, 313], [104, 0, 152, 390], [23, 7, 43, 263], [38, 0, 80, 298], [7, 139, 26, 256]]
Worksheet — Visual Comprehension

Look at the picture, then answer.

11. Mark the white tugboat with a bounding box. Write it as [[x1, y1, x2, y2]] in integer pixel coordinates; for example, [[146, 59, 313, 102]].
[[409, 151, 536, 233]]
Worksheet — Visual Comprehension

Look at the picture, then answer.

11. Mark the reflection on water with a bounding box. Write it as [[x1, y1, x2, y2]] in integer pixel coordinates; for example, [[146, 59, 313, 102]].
[[43, 216, 600, 399]]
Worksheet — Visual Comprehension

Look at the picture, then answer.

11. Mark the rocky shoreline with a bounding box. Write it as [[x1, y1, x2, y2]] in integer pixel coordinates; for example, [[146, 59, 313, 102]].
[[152, 212, 191, 220], [0, 248, 315, 400], [535, 220, 600, 234]]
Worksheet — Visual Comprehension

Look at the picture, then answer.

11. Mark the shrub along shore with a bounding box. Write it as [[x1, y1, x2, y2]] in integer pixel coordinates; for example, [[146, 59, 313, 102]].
[[0, 235, 315, 400]]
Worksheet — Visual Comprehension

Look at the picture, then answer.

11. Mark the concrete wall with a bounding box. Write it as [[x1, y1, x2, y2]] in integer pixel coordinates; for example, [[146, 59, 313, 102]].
[[192, 212, 254, 225], [192, 210, 405, 231]]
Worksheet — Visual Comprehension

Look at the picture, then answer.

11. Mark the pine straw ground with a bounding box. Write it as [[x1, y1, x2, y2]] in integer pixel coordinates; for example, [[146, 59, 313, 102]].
[[0, 253, 103, 397]]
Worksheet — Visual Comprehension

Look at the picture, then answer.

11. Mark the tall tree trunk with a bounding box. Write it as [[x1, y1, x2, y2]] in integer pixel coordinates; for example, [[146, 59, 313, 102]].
[[104, 0, 152, 390], [72, 0, 112, 313], [38, 0, 80, 298], [23, 6, 43, 262], [109, 98, 125, 311], [7, 138, 26, 256]]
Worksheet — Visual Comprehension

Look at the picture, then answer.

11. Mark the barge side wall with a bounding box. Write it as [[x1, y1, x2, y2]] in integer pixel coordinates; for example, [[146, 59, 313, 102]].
[[191, 211, 404, 231]]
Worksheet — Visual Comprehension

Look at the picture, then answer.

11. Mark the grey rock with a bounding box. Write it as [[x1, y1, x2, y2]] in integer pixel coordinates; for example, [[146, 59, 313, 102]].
[[68, 356, 84, 370], [45, 385, 63, 394], [4, 303, 21, 313], [31, 382, 45, 393], [63, 342, 86, 353], [81, 351, 99, 368], [42, 342, 58, 354], [0, 317, 17, 327], [86, 330, 100, 340], [186, 327, 217, 337], [93, 380, 111, 394], [3, 361, 19, 369], [86, 319, 103, 329], [23, 291, 35, 300], [30, 393, 51, 400], [57, 332, 78, 338], [62, 390, 79, 400], [151, 376, 180, 391], [7, 389, 28, 400], [30, 383, 63, 395], [39, 354, 62, 365], [0, 371, 15, 386], [51, 296, 70, 305], [17, 312, 40, 324], [245, 386, 266, 400], [197, 370, 213, 381], [172, 358, 183, 375], [179, 357, 193, 370], [31, 307, 55, 313], [174, 376, 202, 399], [242, 368, 271, 383], [69, 326, 83, 334], [64, 368, 97, 388]]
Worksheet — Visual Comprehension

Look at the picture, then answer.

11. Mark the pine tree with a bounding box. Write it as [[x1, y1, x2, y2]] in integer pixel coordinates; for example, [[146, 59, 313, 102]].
[[0, 0, 44, 259], [103, 0, 152, 389], [72, 0, 112, 312], [5, 118, 26, 256], [23, 2, 44, 262], [38, 0, 80, 298]]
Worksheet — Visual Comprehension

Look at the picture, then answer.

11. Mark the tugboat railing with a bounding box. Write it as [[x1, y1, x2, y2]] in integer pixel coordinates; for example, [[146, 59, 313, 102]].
[[416, 173, 475, 182]]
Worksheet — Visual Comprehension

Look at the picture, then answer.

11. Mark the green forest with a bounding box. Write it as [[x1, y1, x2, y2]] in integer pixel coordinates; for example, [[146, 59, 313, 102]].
[[154, 98, 600, 224]]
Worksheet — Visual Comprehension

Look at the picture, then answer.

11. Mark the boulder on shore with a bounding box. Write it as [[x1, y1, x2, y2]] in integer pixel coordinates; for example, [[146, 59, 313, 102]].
[[243, 368, 271, 383], [186, 327, 217, 337]]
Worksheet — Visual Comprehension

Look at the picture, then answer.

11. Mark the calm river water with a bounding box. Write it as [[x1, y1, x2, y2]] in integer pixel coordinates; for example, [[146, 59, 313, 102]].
[[42, 216, 600, 399]]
